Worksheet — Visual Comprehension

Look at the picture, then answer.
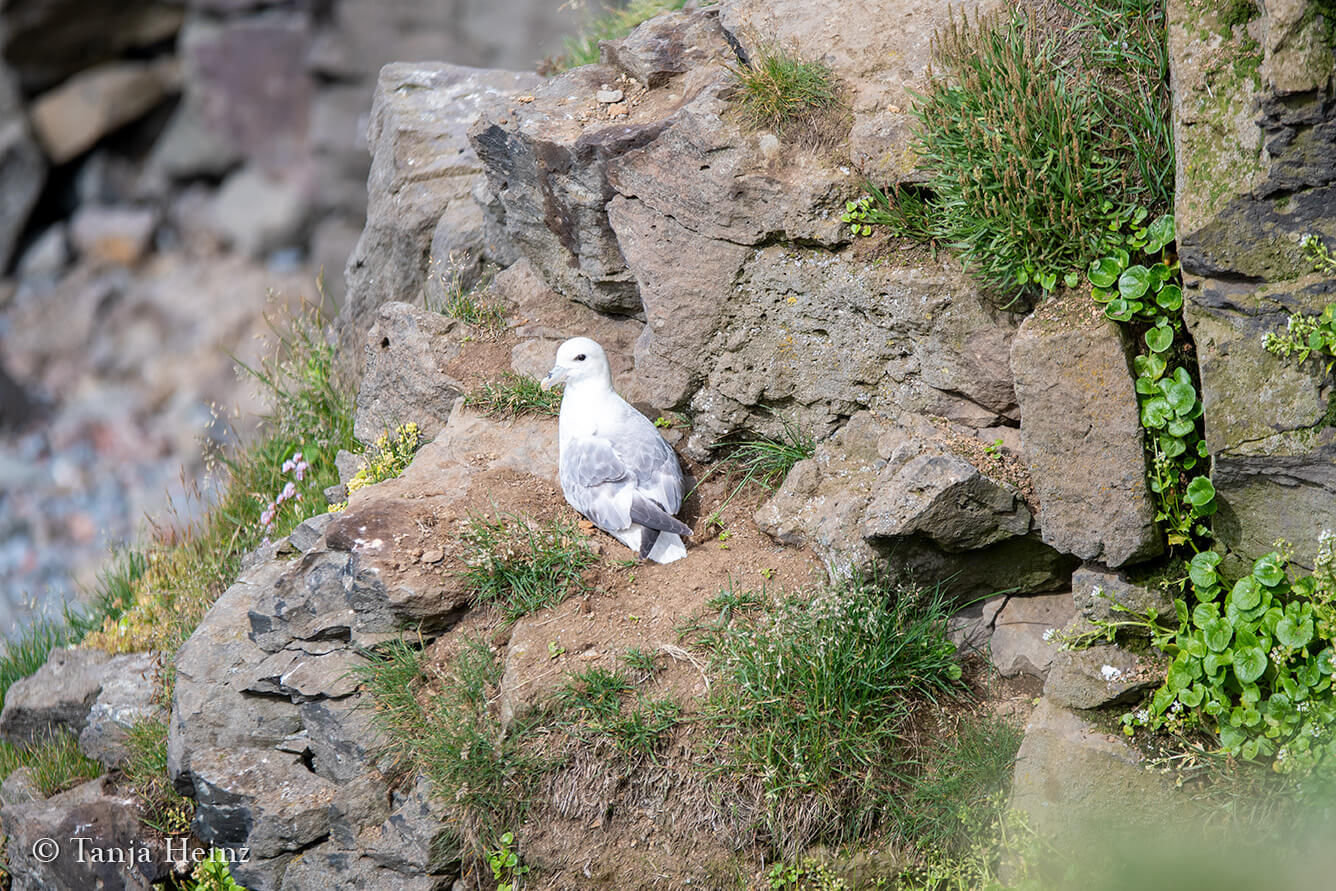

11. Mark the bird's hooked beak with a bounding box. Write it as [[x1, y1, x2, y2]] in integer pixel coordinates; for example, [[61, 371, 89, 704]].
[[540, 365, 567, 391]]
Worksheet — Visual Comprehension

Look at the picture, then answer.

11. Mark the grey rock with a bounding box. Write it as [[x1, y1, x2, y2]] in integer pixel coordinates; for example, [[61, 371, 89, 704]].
[[177, 12, 313, 174], [990, 592, 1076, 679], [243, 648, 361, 704], [756, 412, 1069, 598], [189, 746, 338, 889], [342, 62, 541, 352], [1, 776, 171, 891], [1071, 564, 1174, 623], [0, 767, 40, 807], [169, 557, 304, 791], [79, 651, 162, 768], [16, 224, 69, 280], [496, 257, 643, 385], [619, 225, 1019, 454], [28, 58, 179, 164], [602, 8, 732, 88], [471, 57, 731, 315], [209, 166, 309, 258], [146, 100, 244, 182], [0, 66, 47, 270], [360, 773, 461, 874], [1011, 292, 1163, 567], [948, 594, 1008, 654], [277, 846, 447, 891], [286, 513, 335, 556], [1172, 0, 1336, 568], [1044, 643, 1162, 710], [354, 302, 465, 447], [862, 449, 1032, 552], [718, 0, 985, 181], [0, 1, 182, 93], [69, 204, 158, 266], [299, 698, 381, 785], [0, 647, 114, 746], [1010, 697, 1194, 855]]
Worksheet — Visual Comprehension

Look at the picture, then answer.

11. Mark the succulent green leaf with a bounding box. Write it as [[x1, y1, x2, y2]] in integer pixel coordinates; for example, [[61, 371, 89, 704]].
[[1184, 476, 1216, 508], [1252, 553, 1287, 587], [1230, 576, 1261, 611], [1155, 284, 1183, 311], [1145, 214, 1175, 253], [1119, 265, 1151, 299], [1204, 618, 1233, 653], [1146, 325, 1174, 352], [1088, 257, 1122, 288], [1234, 646, 1268, 683]]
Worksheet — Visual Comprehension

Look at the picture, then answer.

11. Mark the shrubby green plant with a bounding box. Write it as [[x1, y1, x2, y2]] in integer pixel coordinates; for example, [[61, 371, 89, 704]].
[[1262, 236, 1336, 372], [1087, 212, 1215, 550], [853, 1, 1170, 298], [330, 422, 422, 511], [1123, 536, 1336, 774], [487, 832, 530, 891], [841, 183, 935, 243], [188, 850, 249, 891]]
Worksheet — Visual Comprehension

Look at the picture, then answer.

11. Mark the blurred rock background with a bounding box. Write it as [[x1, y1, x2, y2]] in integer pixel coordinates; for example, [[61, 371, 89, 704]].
[[0, 0, 595, 632]]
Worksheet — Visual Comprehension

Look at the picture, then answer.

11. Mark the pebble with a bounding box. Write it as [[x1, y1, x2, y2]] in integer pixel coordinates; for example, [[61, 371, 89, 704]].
[[596, 89, 624, 104]]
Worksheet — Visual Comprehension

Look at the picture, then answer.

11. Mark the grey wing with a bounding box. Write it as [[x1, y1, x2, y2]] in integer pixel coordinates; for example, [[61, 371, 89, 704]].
[[609, 413, 686, 515], [561, 436, 634, 532]]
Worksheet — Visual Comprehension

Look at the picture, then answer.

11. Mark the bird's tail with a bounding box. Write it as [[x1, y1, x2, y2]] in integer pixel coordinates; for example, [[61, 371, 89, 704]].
[[645, 532, 687, 564]]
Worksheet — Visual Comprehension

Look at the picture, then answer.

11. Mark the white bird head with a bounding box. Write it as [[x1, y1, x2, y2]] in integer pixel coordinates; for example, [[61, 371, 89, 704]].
[[540, 337, 612, 391]]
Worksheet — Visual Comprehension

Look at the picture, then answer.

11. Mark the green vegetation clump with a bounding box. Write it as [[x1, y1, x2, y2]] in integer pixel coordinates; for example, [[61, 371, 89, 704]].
[[121, 718, 194, 835], [427, 259, 505, 334], [0, 549, 144, 710], [1122, 537, 1336, 775], [700, 578, 965, 855], [732, 44, 840, 138], [356, 636, 549, 848], [331, 422, 423, 511], [0, 731, 103, 798], [1263, 235, 1336, 373], [1087, 213, 1216, 550], [559, 0, 687, 69], [856, 1, 1171, 298], [459, 514, 597, 620], [465, 373, 562, 418]]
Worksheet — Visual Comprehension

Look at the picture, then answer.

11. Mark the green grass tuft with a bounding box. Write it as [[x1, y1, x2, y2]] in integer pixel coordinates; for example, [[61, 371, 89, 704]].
[[732, 44, 840, 137], [459, 514, 598, 620], [558, 666, 634, 720], [465, 373, 562, 419], [0, 731, 104, 798], [0, 549, 146, 711], [910, 3, 1171, 297], [356, 636, 549, 849], [701, 578, 965, 856], [121, 718, 194, 836], [606, 695, 681, 758], [896, 713, 1023, 853], [724, 418, 815, 491], [559, 0, 687, 69]]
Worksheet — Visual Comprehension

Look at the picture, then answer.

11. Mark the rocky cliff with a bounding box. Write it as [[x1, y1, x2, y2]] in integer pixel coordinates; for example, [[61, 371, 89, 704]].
[[1, 0, 1334, 888]]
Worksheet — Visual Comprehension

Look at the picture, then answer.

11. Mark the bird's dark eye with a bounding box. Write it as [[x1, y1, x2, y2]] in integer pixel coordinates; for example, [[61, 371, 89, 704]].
[[574, 354, 586, 361]]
